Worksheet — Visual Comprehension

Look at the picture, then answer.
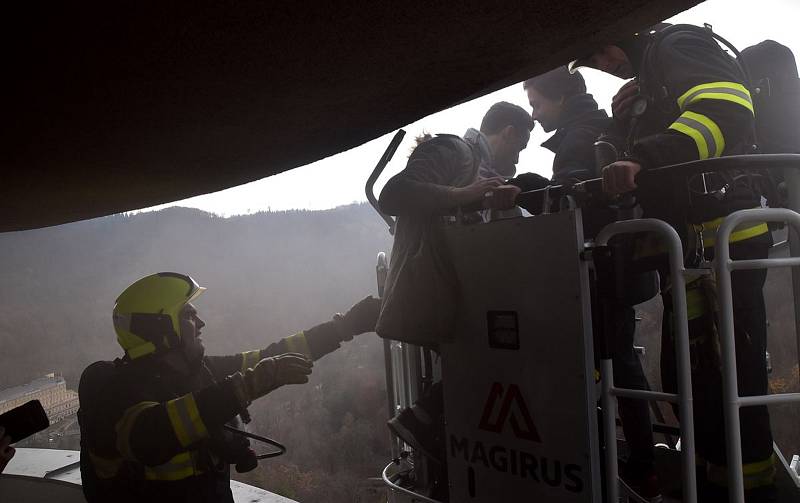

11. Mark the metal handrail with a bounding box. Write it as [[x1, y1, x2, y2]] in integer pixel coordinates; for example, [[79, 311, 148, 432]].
[[517, 153, 800, 217], [645, 153, 800, 178], [595, 218, 697, 503], [381, 461, 443, 503], [713, 208, 800, 503], [365, 130, 405, 235]]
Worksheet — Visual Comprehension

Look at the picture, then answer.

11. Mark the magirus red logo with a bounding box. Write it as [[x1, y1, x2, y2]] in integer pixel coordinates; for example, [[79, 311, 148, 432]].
[[478, 382, 541, 442]]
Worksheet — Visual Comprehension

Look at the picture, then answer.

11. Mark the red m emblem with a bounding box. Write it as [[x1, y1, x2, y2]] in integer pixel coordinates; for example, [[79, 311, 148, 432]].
[[478, 382, 541, 442]]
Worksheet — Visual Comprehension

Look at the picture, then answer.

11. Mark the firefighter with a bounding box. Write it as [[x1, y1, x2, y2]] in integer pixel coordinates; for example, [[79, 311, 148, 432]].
[[523, 67, 659, 500], [571, 24, 776, 502], [78, 272, 380, 503]]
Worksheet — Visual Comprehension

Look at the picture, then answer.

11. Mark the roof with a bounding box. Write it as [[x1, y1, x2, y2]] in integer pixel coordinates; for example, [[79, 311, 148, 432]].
[[3, 0, 701, 232]]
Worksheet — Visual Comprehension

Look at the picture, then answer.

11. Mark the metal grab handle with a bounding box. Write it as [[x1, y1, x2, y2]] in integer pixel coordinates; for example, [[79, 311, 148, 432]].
[[381, 461, 443, 503], [595, 218, 697, 503], [366, 130, 406, 235], [713, 208, 800, 503], [517, 153, 800, 216]]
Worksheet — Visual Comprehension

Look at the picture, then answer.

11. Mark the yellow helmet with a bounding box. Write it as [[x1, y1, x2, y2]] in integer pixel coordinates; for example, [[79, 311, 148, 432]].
[[113, 272, 206, 360]]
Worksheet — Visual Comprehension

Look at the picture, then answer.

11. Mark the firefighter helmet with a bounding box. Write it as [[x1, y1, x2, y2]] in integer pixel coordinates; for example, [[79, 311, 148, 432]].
[[113, 272, 206, 359]]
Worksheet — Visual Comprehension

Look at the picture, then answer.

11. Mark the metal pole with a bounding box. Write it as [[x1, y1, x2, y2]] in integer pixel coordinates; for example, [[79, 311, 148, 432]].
[[376, 252, 399, 457], [667, 237, 698, 503], [596, 219, 697, 503], [786, 167, 800, 387], [713, 227, 745, 503], [715, 207, 800, 502], [365, 130, 405, 234], [601, 358, 619, 503]]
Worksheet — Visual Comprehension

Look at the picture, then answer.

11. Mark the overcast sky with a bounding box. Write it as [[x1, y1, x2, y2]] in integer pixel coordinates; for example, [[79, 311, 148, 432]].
[[143, 0, 800, 216]]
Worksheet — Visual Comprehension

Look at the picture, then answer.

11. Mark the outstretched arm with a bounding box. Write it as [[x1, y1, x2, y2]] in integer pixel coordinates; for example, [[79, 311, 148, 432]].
[[261, 296, 381, 362]]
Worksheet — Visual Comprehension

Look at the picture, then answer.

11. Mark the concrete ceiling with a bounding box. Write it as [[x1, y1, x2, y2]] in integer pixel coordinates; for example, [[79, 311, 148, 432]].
[[2, 0, 701, 231]]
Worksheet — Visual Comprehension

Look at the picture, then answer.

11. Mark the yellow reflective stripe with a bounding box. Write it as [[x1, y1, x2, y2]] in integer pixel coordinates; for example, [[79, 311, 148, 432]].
[[165, 393, 209, 448], [686, 111, 724, 157], [706, 455, 776, 489], [707, 223, 769, 247], [677, 81, 754, 114], [686, 92, 754, 114], [284, 331, 311, 358], [669, 111, 725, 159], [742, 455, 777, 476], [240, 350, 262, 372], [115, 325, 158, 359], [115, 401, 159, 461], [144, 451, 201, 481], [685, 282, 708, 321], [670, 120, 710, 159], [695, 216, 770, 248], [126, 341, 157, 359]]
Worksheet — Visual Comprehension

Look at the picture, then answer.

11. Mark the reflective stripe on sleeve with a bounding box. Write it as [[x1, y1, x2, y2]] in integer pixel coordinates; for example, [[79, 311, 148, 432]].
[[677, 81, 755, 115], [115, 401, 160, 462], [669, 111, 725, 159], [144, 451, 202, 481], [240, 350, 262, 372], [284, 331, 311, 358], [165, 393, 209, 448]]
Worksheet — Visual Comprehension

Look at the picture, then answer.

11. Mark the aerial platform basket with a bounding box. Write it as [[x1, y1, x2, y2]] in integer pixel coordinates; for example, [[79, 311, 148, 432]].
[[368, 150, 800, 503]]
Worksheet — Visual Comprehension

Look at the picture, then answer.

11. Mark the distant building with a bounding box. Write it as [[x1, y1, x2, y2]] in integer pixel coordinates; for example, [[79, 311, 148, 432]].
[[0, 373, 79, 424]]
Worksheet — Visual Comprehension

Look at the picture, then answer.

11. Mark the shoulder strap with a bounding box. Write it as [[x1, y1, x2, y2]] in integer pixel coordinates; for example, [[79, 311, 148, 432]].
[[643, 24, 751, 101]]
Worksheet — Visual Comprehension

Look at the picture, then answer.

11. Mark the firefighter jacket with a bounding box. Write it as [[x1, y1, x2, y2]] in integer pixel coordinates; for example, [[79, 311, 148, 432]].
[[625, 25, 768, 240], [78, 320, 345, 503]]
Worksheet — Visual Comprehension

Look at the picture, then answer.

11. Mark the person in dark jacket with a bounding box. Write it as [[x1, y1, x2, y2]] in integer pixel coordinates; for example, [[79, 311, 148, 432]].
[[524, 67, 659, 500], [79, 272, 380, 503], [524, 67, 611, 184], [573, 24, 776, 502]]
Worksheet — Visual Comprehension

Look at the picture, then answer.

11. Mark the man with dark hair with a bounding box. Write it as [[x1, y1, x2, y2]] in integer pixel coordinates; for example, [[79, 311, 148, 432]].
[[380, 101, 532, 218], [572, 24, 776, 502]]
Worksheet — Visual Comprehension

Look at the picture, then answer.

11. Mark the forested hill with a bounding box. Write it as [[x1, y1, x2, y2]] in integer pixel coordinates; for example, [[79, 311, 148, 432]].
[[0, 204, 395, 501], [0, 204, 393, 388]]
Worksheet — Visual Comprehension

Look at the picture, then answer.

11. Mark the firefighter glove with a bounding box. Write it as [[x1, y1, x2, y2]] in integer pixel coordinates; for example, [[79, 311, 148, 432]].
[[243, 353, 313, 401], [335, 295, 381, 340]]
